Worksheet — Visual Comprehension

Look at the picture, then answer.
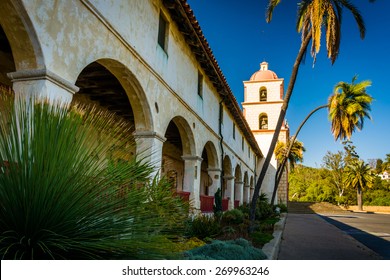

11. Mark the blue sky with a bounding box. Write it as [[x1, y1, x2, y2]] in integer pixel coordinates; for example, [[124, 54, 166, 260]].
[[187, 0, 390, 168]]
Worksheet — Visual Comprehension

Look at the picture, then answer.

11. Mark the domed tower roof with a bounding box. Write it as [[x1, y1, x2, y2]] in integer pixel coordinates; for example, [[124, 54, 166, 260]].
[[249, 62, 278, 81]]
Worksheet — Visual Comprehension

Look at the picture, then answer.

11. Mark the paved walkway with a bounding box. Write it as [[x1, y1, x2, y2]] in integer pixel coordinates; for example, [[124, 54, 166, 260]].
[[278, 214, 382, 260]]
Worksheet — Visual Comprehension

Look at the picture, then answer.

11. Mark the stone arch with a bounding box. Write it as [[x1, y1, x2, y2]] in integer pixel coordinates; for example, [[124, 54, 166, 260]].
[[202, 141, 219, 169], [259, 86, 267, 102], [200, 141, 219, 196], [0, 0, 44, 73], [162, 116, 196, 156], [222, 155, 233, 209], [223, 155, 233, 177], [259, 113, 268, 130], [161, 116, 196, 192], [243, 171, 249, 204], [234, 164, 243, 207], [74, 59, 153, 133]]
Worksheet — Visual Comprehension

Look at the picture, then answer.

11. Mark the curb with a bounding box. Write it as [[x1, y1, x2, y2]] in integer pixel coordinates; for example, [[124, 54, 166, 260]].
[[262, 213, 287, 260]]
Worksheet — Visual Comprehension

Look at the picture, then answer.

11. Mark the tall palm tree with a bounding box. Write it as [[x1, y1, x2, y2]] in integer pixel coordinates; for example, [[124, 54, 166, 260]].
[[249, 0, 366, 228], [343, 160, 374, 211], [271, 76, 372, 205], [329, 76, 373, 141]]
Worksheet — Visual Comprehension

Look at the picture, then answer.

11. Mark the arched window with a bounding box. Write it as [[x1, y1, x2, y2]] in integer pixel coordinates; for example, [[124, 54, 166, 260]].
[[259, 87, 267, 101], [259, 113, 268, 130]]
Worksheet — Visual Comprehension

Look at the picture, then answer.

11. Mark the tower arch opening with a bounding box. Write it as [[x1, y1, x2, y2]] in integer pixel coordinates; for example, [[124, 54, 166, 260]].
[[259, 113, 268, 130], [259, 86, 267, 102]]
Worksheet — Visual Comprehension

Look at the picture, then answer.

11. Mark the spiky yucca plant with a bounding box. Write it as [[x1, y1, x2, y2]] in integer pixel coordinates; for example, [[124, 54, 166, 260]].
[[0, 89, 189, 259]]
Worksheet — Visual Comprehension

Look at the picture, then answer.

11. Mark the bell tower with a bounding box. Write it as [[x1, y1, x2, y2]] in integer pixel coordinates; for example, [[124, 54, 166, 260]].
[[242, 62, 289, 204]]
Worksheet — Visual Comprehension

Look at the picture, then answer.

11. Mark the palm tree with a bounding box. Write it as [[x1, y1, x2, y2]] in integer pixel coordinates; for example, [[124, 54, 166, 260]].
[[271, 138, 305, 204], [329, 76, 373, 141], [271, 76, 372, 206], [343, 160, 375, 211], [249, 0, 366, 227], [275, 138, 305, 170]]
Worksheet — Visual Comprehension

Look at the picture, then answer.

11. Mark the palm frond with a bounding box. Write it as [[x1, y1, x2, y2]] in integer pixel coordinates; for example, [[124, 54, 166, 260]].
[[266, 0, 283, 23]]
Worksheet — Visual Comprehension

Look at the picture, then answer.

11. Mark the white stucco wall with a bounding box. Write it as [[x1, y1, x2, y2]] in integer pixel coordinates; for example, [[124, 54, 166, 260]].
[[3, 0, 259, 210]]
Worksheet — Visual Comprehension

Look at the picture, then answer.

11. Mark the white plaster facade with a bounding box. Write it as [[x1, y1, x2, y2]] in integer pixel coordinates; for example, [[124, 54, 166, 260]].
[[242, 62, 289, 203], [0, 0, 264, 211]]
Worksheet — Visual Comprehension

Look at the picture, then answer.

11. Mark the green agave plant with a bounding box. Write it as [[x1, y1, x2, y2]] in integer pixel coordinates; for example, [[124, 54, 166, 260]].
[[0, 88, 189, 259]]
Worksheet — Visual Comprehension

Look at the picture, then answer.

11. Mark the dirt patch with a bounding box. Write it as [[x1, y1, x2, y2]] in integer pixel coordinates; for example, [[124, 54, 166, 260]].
[[288, 202, 346, 214], [341, 205, 390, 213]]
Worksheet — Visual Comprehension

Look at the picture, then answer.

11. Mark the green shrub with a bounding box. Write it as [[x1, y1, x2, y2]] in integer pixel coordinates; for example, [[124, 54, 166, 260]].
[[250, 232, 274, 247], [275, 203, 288, 213], [186, 215, 222, 240], [183, 238, 267, 260], [221, 209, 244, 225], [237, 204, 250, 216], [255, 201, 274, 221], [0, 93, 189, 259]]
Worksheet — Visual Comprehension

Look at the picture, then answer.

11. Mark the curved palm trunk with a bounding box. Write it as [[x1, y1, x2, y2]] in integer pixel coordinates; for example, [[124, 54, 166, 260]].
[[249, 33, 312, 231], [270, 104, 328, 205]]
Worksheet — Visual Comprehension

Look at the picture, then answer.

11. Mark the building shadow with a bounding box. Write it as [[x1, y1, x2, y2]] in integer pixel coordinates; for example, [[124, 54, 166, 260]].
[[319, 214, 390, 260]]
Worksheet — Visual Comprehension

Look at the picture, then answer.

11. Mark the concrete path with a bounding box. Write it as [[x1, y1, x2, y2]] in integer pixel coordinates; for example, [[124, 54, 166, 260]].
[[278, 214, 382, 260]]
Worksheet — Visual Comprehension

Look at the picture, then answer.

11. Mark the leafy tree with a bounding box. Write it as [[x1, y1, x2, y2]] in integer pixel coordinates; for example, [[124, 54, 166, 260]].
[[367, 158, 377, 170], [0, 91, 189, 259], [342, 140, 360, 164], [323, 151, 345, 204], [288, 165, 336, 203], [375, 159, 383, 174], [343, 160, 375, 211], [250, 0, 366, 228], [365, 176, 390, 206], [383, 154, 390, 171]]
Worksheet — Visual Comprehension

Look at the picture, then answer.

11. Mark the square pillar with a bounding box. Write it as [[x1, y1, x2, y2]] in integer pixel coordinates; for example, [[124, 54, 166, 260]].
[[182, 155, 202, 210], [133, 130, 166, 179], [223, 175, 235, 210], [234, 181, 244, 206], [243, 184, 250, 204]]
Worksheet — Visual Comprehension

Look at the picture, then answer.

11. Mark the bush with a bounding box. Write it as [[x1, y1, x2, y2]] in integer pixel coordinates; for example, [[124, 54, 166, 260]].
[[237, 204, 250, 216], [250, 232, 274, 247], [275, 203, 288, 213], [221, 209, 244, 225], [255, 200, 275, 221], [185, 215, 222, 240], [183, 238, 267, 260], [0, 93, 189, 259], [173, 237, 206, 252]]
